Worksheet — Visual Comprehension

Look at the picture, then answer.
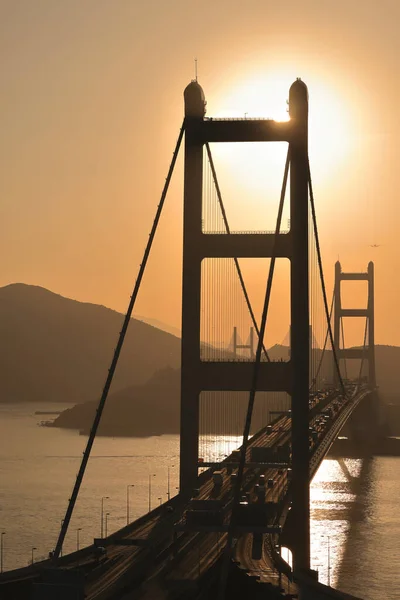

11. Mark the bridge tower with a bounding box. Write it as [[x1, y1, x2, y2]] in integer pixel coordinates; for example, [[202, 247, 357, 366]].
[[232, 326, 255, 359], [180, 79, 311, 571], [333, 261, 376, 388]]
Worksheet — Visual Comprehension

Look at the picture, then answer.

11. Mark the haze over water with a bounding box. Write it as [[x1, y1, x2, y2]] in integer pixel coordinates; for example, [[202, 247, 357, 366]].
[[0, 402, 398, 599]]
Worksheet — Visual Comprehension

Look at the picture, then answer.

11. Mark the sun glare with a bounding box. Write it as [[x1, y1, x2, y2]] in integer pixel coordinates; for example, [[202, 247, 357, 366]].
[[208, 72, 355, 198], [212, 75, 290, 121]]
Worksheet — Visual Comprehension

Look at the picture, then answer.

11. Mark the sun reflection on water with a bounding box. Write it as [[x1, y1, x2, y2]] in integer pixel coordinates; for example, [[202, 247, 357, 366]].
[[311, 458, 364, 587], [199, 434, 243, 464]]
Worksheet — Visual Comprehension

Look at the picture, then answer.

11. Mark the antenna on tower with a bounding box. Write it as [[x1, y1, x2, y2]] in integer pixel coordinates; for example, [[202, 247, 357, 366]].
[[194, 57, 198, 82]]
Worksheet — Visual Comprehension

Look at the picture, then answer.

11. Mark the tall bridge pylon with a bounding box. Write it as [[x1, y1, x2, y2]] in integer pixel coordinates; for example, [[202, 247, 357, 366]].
[[180, 79, 311, 570], [333, 261, 376, 388], [232, 326, 255, 359]]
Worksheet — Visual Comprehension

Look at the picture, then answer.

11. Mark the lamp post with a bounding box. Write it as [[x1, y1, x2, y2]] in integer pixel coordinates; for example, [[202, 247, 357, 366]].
[[31, 546, 37, 566], [167, 465, 175, 501], [76, 528, 82, 552], [126, 484, 134, 526], [158, 497, 162, 506], [322, 535, 331, 587], [101, 496, 109, 538], [105, 513, 110, 538], [148, 474, 156, 513], [1, 532, 5, 574], [327, 536, 331, 587], [60, 519, 64, 557]]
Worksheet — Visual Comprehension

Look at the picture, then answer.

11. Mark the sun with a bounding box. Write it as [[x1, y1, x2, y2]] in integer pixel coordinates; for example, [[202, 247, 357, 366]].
[[202, 70, 357, 232], [208, 71, 355, 182], [211, 74, 290, 122]]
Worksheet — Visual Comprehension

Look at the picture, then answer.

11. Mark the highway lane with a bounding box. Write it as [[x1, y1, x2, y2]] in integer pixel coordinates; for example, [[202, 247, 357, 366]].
[[159, 416, 293, 590], [104, 414, 293, 599], [218, 387, 363, 595], [243, 385, 366, 594]]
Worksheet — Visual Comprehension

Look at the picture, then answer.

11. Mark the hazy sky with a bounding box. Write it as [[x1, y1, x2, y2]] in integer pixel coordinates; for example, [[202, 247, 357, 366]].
[[1, 0, 399, 347]]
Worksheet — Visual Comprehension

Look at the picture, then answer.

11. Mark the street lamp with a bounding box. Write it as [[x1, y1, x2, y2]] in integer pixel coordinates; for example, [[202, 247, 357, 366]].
[[105, 513, 110, 538], [322, 535, 331, 587], [59, 519, 64, 557], [126, 484, 135, 526], [31, 546, 37, 566], [1, 532, 5, 574], [158, 497, 162, 506], [101, 496, 109, 538], [76, 528, 82, 552], [167, 465, 175, 501], [148, 474, 156, 513]]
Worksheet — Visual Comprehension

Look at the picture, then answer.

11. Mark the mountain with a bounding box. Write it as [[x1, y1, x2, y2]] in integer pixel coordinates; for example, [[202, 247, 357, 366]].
[[53, 366, 181, 436], [52, 344, 400, 437], [0, 283, 181, 404], [370, 344, 400, 400], [133, 315, 181, 338]]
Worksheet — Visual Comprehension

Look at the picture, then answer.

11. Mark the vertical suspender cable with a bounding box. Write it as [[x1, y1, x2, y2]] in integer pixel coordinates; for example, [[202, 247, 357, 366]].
[[53, 121, 185, 559], [310, 290, 334, 390], [205, 143, 270, 362]]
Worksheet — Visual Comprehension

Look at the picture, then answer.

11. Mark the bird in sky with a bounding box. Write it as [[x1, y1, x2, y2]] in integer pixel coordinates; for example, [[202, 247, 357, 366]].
[[369, 244, 383, 248]]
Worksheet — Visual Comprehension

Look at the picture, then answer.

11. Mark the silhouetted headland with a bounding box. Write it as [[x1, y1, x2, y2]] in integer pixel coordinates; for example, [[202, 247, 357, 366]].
[[52, 345, 400, 438]]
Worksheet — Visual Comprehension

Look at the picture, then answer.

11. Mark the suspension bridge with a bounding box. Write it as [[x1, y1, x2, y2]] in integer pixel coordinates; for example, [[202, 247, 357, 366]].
[[0, 78, 384, 600]]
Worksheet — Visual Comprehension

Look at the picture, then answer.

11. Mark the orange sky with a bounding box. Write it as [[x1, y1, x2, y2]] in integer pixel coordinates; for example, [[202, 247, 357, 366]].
[[1, 1, 399, 348]]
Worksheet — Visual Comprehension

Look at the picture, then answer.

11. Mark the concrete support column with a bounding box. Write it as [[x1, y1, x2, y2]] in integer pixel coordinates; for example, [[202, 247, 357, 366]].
[[250, 327, 255, 359], [333, 261, 342, 387], [368, 262, 376, 388]]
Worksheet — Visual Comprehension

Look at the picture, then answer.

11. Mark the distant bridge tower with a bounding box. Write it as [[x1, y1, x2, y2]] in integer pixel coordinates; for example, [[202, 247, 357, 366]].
[[179, 78, 311, 571], [333, 261, 376, 388], [232, 326, 255, 359]]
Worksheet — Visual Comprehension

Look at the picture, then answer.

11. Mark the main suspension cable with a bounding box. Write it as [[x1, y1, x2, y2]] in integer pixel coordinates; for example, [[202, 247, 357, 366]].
[[307, 160, 347, 396], [205, 143, 270, 362], [217, 149, 290, 599], [53, 121, 185, 559]]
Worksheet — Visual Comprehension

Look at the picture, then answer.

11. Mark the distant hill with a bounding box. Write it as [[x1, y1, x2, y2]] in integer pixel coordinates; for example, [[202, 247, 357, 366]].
[[0, 284, 181, 404], [53, 366, 287, 437], [53, 344, 400, 437], [54, 366, 181, 436], [370, 344, 400, 401], [134, 315, 181, 338], [315, 343, 400, 401]]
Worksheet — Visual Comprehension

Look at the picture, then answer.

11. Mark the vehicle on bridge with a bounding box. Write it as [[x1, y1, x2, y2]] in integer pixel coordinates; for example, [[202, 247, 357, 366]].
[[212, 470, 224, 488], [236, 501, 278, 526]]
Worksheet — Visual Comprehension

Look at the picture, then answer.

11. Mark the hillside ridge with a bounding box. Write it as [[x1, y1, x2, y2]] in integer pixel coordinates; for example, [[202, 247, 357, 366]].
[[0, 283, 181, 404]]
